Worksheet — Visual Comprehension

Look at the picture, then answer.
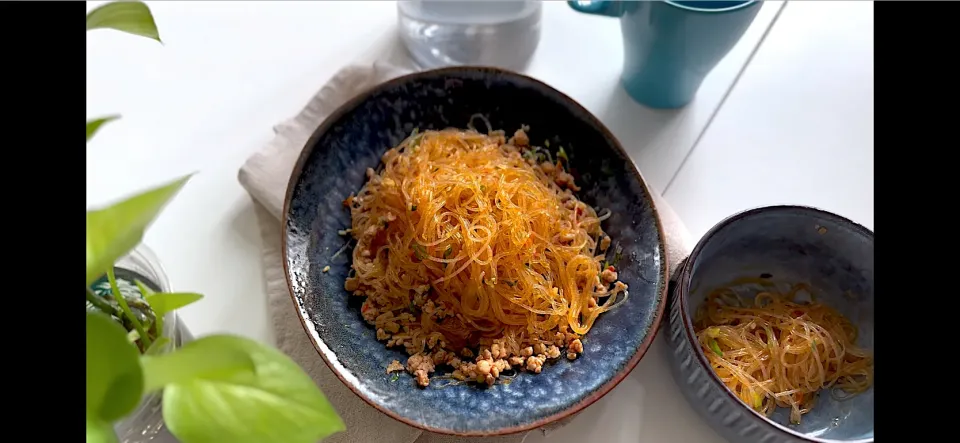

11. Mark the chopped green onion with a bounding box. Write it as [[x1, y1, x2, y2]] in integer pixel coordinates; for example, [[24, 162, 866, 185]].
[[409, 128, 423, 149], [390, 373, 400, 382], [544, 140, 550, 147], [600, 163, 614, 177], [412, 244, 428, 260], [557, 146, 569, 163], [611, 243, 623, 267], [444, 245, 453, 259], [411, 204, 417, 211], [708, 338, 723, 357]]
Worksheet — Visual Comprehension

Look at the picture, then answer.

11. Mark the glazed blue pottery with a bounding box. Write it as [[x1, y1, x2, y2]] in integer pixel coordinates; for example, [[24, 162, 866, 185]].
[[568, 0, 762, 109], [666, 206, 874, 443], [282, 67, 670, 435]]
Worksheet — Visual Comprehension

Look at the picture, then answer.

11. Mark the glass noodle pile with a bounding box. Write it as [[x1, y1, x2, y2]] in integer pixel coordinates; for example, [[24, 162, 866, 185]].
[[694, 280, 874, 424], [341, 119, 628, 387]]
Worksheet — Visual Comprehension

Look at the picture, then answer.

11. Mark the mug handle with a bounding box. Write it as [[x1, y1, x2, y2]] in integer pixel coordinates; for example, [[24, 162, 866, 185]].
[[567, 1, 624, 17]]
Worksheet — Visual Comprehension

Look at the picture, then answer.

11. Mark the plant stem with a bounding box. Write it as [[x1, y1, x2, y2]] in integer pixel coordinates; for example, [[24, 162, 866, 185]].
[[154, 312, 164, 340], [134, 280, 162, 338], [86, 287, 119, 317], [107, 268, 152, 350]]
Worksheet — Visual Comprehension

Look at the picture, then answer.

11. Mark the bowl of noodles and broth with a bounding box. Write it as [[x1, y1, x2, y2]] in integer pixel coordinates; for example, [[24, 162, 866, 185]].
[[283, 67, 669, 435], [665, 205, 874, 443]]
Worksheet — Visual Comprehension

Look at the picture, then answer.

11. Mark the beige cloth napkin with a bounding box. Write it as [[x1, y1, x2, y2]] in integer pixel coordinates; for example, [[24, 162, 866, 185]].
[[238, 63, 695, 443]]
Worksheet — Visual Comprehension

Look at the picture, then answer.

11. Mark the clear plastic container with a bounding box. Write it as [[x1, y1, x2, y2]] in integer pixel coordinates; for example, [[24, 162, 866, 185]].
[[397, 0, 543, 70], [88, 244, 191, 443]]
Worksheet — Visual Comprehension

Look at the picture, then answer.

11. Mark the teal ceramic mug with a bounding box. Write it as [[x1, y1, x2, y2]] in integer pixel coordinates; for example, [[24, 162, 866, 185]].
[[568, 1, 761, 109]]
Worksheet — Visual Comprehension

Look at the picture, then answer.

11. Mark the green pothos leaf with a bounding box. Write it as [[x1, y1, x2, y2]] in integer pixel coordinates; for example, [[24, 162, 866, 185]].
[[87, 115, 121, 142], [162, 335, 344, 443], [140, 337, 255, 393], [145, 292, 204, 317], [86, 174, 193, 286], [86, 417, 119, 443], [86, 1, 162, 42], [86, 312, 144, 423]]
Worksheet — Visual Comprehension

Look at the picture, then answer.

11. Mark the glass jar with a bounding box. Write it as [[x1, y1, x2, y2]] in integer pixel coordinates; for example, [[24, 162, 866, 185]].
[[88, 244, 191, 443], [397, 0, 543, 70]]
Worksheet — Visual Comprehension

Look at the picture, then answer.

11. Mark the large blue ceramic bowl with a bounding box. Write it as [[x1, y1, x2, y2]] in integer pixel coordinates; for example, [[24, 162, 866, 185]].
[[282, 67, 670, 436], [666, 206, 874, 443]]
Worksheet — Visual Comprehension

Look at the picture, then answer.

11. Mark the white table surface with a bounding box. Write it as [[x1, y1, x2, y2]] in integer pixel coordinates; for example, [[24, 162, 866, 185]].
[[86, 1, 873, 442], [664, 0, 874, 238]]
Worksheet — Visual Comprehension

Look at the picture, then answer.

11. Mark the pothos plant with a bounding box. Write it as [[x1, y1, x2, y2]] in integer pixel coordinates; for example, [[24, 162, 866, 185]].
[[85, 2, 344, 443]]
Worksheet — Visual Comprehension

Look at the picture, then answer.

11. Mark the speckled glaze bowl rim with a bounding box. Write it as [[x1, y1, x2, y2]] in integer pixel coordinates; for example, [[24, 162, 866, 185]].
[[674, 204, 874, 443], [280, 66, 671, 436]]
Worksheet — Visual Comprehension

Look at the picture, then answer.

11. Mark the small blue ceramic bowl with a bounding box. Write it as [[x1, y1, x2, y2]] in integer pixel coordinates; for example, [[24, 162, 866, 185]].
[[282, 67, 670, 436], [665, 205, 874, 443]]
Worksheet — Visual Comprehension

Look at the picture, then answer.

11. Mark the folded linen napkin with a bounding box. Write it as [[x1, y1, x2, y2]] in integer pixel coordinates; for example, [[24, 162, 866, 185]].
[[237, 63, 695, 443]]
